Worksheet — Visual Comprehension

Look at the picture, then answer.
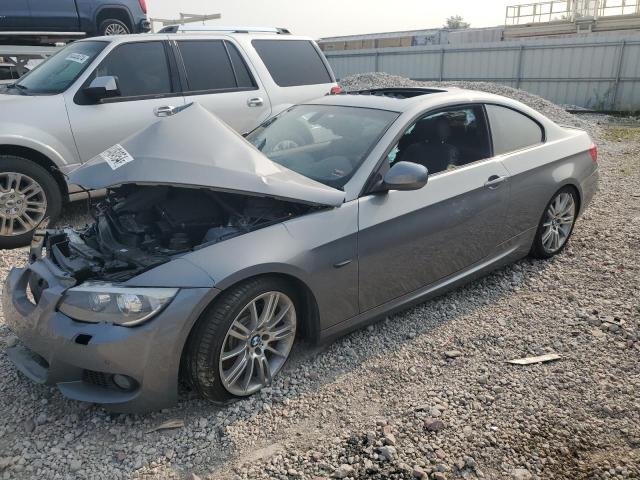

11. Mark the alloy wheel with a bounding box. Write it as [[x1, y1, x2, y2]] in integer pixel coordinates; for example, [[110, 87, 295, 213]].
[[104, 23, 129, 35], [0, 172, 47, 237], [219, 291, 296, 396], [541, 192, 575, 254]]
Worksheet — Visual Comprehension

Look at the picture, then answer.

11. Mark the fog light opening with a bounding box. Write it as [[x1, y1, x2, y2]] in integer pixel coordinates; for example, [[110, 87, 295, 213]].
[[111, 374, 137, 392]]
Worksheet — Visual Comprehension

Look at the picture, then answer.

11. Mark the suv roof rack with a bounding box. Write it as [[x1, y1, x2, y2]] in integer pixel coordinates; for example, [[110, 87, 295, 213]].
[[344, 87, 447, 99], [158, 25, 291, 35]]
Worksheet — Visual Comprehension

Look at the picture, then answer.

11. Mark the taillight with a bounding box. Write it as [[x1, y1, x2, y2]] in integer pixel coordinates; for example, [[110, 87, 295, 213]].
[[330, 86, 343, 95], [589, 143, 598, 162], [139, 0, 147, 14]]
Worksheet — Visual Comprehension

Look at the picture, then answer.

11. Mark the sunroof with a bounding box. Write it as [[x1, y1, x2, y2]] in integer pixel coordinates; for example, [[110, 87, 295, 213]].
[[347, 88, 446, 99]]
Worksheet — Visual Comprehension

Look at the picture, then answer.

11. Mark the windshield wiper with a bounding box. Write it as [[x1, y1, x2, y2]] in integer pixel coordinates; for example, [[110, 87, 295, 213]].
[[6, 83, 29, 94]]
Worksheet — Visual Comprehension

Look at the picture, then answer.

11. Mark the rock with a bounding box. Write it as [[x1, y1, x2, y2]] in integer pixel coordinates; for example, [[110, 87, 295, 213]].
[[69, 460, 81, 472], [186, 474, 202, 480], [5, 335, 18, 348], [463, 426, 473, 439], [332, 464, 354, 478], [413, 466, 428, 479], [512, 468, 533, 480], [34, 413, 47, 426], [444, 350, 462, 359], [424, 418, 445, 432], [23, 419, 35, 433], [378, 445, 398, 461]]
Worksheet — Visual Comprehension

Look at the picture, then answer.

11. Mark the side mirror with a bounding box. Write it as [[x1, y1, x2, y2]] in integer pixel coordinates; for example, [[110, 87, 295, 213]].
[[83, 75, 120, 101], [379, 161, 429, 192]]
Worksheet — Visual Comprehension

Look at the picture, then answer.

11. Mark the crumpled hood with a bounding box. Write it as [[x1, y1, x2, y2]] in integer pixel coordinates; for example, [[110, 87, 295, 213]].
[[69, 103, 345, 207]]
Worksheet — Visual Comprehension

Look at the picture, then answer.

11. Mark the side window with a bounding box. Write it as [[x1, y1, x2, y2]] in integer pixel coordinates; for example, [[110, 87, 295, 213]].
[[388, 106, 491, 176], [92, 42, 172, 98], [177, 40, 236, 92], [225, 42, 256, 89], [486, 104, 544, 155], [252, 39, 332, 87]]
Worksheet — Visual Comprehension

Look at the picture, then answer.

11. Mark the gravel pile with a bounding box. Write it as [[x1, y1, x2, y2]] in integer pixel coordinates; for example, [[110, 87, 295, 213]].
[[339, 72, 601, 139], [1, 75, 639, 480]]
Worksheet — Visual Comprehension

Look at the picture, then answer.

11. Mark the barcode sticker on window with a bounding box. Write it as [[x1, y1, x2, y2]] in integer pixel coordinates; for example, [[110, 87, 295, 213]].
[[100, 144, 134, 170], [65, 53, 90, 64]]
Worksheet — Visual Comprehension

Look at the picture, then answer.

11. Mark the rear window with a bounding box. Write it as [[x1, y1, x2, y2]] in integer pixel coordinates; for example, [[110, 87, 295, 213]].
[[486, 104, 544, 155], [252, 39, 332, 87]]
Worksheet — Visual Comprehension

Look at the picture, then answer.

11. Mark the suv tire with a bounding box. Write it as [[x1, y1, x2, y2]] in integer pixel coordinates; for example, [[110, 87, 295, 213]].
[[99, 19, 131, 36], [0, 156, 62, 249]]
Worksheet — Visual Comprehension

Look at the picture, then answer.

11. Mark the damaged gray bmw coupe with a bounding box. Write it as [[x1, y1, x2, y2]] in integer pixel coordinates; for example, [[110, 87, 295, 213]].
[[3, 88, 598, 412]]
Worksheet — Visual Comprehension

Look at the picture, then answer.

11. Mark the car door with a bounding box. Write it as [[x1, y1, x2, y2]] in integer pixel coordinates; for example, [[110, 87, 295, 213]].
[[484, 103, 546, 238], [357, 105, 511, 312], [64, 40, 185, 162], [173, 39, 271, 134], [0, 0, 31, 30], [27, 0, 79, 31]]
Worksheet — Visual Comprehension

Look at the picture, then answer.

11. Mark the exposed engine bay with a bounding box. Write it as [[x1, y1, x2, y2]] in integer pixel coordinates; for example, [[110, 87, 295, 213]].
[[45, 186, 313, 282]]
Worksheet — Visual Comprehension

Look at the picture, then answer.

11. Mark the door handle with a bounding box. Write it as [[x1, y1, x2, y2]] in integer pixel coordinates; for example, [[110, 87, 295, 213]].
[[154, 105, 177, 117], [247, 97, 264, 107], [484, 175, 507, 189]]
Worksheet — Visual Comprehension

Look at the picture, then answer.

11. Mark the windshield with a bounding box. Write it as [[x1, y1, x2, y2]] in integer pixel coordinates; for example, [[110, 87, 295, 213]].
[[246, 105, 398, 189], [15, 41, 107, 94]]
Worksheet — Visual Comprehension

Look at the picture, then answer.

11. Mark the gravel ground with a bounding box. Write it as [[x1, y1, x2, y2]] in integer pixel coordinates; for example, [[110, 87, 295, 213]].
[[1, 74, 639, 480]]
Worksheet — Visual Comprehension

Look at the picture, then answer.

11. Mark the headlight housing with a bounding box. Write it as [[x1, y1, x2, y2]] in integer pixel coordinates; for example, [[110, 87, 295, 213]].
[[58, 283, 178, 327]]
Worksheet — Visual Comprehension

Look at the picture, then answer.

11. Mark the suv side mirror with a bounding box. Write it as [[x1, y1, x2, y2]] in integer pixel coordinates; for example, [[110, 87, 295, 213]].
[[378, 161, 429, 192], [83, 76, 120, 101]]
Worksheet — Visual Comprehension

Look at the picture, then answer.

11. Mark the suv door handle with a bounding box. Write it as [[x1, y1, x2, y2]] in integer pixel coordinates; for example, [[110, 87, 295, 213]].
[[484, 175, 507, 189], [247, 97, 264, 107], [154, 105, 177, 117]]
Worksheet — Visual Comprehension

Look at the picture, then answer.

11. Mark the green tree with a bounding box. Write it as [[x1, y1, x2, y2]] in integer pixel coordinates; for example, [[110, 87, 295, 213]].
[[444, 15, 470, 29]]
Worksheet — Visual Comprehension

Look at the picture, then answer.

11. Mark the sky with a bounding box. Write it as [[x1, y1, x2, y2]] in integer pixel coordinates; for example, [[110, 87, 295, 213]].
[[147, 0, 515, 39]]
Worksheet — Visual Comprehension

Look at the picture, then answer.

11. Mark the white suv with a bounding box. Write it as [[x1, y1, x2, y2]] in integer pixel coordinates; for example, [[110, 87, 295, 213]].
[[0, 27, 338, 248]]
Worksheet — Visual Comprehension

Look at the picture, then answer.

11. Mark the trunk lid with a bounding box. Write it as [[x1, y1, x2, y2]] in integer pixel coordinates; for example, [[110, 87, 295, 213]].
[[69, 103, 345, 207]]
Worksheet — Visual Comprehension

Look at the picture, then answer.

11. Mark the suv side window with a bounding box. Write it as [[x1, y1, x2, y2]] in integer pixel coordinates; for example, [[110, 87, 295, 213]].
[[177, 40, 235, 92], [177, 40, 256, 93], [252, 39, 332, 87], [92, 41, 173, 98], [388, 105, 492, 175], [486, 104, 544, 155], [225, 42, 255, 89]]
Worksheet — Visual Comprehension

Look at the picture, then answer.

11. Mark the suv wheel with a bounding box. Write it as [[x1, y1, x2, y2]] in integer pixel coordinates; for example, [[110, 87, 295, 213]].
[[0, 156, 62, 249], [100, 19, 130, 36]]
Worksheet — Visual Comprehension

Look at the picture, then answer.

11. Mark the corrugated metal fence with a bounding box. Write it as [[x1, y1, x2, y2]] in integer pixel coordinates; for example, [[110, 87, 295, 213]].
[[324, 33, 640, 110]]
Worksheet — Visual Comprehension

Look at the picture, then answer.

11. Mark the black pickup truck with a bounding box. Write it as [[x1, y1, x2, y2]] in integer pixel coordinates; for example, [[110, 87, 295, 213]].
[[0, 0, 150, 37]]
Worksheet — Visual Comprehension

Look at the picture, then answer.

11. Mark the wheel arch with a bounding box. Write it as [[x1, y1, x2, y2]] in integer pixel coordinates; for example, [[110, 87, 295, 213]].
[[96, 6, 134, 32], [0, 145, 68, 200], [557, 181, 582, 215], [177, 272, 321, 387]]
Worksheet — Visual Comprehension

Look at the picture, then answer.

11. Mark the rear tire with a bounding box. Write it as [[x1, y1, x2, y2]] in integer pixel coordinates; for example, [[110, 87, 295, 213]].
[[530, 186, 578, 259], [99, 19, 130, 36], [184, 277, 298, 403], [0, 156, 62, 250]]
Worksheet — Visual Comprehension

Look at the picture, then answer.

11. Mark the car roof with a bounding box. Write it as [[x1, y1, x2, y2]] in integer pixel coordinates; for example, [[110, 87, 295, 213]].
[[306, 88, 550, 118], [82, 32, 316, 43]]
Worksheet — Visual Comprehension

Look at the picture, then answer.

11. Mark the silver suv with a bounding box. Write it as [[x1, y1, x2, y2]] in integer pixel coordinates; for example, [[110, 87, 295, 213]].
[[0, 27, 338, 248]]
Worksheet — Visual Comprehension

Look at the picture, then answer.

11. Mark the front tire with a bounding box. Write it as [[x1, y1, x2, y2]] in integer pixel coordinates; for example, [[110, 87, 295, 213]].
[[184, 277, 298, 402], [99, 19, 130, 36], [0, 156, 62, 249], [530, 186, 578, 259]]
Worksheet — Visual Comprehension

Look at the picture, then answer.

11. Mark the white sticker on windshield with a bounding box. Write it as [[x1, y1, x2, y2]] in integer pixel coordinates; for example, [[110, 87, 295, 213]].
[[65, 53, 90, 64], [100, 144, 134, 170]]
